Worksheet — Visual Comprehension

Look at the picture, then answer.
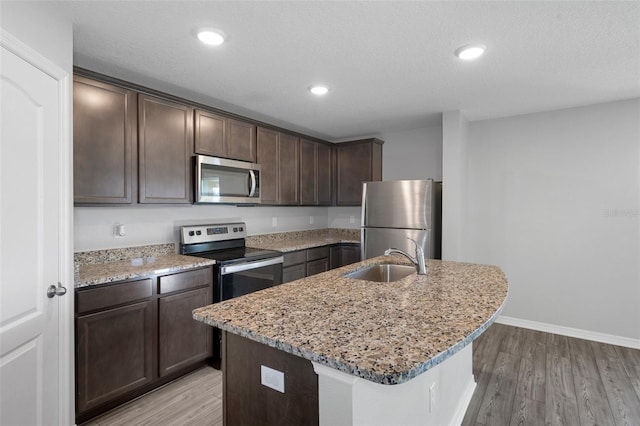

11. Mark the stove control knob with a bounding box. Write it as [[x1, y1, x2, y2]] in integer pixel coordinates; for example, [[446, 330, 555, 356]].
[[188, 231, 195, 236], [233, 227, 238, 232], [196, 230, 202, 235], [239, 226, 244, 232]]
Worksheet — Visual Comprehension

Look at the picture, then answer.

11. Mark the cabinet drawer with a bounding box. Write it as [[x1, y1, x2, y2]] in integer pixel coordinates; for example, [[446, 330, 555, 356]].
[[282, 264, 306, 283], [159, 267, 213, 295], [283, 250, 306, 267], [306, 258, 329, 276], [306, 246, 329, 262], [76, 278, 153, 314]]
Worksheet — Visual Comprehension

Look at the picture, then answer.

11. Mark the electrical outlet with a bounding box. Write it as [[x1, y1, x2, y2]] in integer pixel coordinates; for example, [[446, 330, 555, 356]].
[[309, 216, 314, 225], [272, 217, 277, 227], [114, 223, 125, 238], [429, 382, 436, 413], [261, 365, 285, 393], [349, 215, 355, 224]]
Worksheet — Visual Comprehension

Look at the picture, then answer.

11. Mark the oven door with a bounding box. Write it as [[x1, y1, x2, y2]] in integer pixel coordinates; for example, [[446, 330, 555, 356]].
[[219, 256, 284, 301]]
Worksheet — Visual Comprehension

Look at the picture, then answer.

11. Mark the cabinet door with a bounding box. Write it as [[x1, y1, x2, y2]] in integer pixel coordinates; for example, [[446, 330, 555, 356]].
[[283, 264, 306, 283], [340, 245, 362, 266], [257, 127, 278, 204], [76, 300, 155, 413], [336, 142, 371, 206], [329, 245, 341, 269], [73, 76, 136, 203], [227, 118, 256, 162], [316, 143, 333, 205], [158, 286, 213, 377], [299, 139, 316, 205], [194, 109, 226, 157], [278, 133, 299, 205], [138, 95, 193, 203], [336, 140, 383, 206], [306, 258, 329, 276]]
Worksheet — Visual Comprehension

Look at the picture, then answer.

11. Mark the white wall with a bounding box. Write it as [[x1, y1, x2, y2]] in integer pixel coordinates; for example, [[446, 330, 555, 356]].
[[0, 2, 72, 71], [74, 205, 328, 251], [442, 111, 469, 261], [465, 99, 640, 340], [381, 126, 443, 181]]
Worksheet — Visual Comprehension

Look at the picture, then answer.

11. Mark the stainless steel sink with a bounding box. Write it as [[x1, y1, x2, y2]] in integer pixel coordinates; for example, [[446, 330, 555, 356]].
[[343, 264, 416, 282]]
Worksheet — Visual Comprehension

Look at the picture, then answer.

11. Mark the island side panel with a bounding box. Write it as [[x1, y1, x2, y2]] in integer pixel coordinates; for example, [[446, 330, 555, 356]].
[[222, 331, 319, 426]]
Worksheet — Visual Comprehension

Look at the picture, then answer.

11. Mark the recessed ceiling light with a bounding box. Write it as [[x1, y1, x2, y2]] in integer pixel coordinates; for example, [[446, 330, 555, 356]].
[[197, 29, 225, 46], [309, 85, 329, 96], [454, 44, 486, 60]]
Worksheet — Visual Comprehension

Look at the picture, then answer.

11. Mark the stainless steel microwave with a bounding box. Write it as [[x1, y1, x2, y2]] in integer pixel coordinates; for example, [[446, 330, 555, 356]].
[[194, 155, 260, 204]]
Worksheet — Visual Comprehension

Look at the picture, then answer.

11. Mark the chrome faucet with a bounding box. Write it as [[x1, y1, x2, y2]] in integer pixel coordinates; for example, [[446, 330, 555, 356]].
[[384, 238, 427, 275]]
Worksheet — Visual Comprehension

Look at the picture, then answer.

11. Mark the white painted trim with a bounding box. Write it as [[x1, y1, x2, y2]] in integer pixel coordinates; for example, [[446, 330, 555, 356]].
[[496, 315, 640, 350], [451, 379, 476, 426], [0, 29, 67, 79], [1, 28, 74, 426]]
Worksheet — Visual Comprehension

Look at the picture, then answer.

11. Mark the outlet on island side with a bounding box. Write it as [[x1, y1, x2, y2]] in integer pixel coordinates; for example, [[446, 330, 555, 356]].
[[349, 215, 355, 224], [261, 365, 285, 393], [272, 217, 277, 227], [429, 382, 436, 413]]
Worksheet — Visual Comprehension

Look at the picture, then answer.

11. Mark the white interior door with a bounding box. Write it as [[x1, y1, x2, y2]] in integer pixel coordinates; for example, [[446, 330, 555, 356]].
[[0, 44, 63, 425]]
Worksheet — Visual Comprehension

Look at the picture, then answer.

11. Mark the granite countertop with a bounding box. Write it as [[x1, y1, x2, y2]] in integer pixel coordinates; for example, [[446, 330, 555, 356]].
[[246, 228, 359, 252], [193, 255, 508, 385], [74, 244, 215, 288]]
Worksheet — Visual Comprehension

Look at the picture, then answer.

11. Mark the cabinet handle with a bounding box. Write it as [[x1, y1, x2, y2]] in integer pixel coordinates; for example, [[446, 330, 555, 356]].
[[47, 282, 67, 298]]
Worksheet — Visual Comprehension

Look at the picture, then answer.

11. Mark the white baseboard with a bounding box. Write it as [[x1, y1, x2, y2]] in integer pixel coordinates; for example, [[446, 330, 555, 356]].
[[496, 315, 640, 349], [452, 378, 476, 426]]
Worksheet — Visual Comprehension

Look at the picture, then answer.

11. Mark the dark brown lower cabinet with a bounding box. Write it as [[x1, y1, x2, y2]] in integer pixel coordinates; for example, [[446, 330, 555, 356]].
[[75, 266, 214, 424], [282, 263, 306, 283], [306, 258, 329, 276], [330, 243, 362, 269], [223, 332, 319, 426], [158, 286, 213, 377], [76, 299, 155, 414], [340, 244, 361, 266]]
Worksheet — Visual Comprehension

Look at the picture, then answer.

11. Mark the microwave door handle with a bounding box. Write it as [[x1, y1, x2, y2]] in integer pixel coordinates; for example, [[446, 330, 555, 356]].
[[248, 170, 257, 197]]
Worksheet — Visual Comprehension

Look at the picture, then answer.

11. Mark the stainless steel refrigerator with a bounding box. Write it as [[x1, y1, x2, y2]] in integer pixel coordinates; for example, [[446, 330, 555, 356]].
[[361, 179, 442, 260]]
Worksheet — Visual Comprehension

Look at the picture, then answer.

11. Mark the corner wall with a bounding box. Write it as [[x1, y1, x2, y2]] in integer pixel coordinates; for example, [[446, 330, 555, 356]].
[[465, 99, 640, 341]]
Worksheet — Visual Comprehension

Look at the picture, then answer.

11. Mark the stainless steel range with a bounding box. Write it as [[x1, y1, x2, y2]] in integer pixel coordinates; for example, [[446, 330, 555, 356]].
[[180, 222, 283, 367]]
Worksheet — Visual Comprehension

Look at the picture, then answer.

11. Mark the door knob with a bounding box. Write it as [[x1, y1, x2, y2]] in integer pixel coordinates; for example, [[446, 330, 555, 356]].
[[47, 283, 67, 298]]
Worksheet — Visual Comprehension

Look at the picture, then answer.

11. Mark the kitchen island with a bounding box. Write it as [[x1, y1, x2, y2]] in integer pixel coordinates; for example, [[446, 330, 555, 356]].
[[193, 255, 508, 426]]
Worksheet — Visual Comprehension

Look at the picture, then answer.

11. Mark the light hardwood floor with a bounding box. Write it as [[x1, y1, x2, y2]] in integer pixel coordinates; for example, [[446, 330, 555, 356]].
[[86, 324, 640, 426], [84, 367, 223, 426], [462, 323, 640, 426]]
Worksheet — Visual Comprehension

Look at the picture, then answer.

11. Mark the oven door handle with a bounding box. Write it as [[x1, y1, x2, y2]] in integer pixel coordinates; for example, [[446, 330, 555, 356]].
[[220, 256, 284, 275]]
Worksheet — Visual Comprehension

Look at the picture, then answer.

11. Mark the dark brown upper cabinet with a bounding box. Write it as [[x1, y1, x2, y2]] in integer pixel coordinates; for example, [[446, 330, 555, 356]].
[[194, 109, 256, 163], [73, 76, 137, 204], [300, 139, 332, 206], [138, 94, 193, 204], [257, 127, 300, 205], [335, 138, 384, 206]]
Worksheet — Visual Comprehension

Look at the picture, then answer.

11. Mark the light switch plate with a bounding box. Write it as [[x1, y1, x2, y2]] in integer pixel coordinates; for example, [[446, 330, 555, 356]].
[[261, 365, 285, 393]]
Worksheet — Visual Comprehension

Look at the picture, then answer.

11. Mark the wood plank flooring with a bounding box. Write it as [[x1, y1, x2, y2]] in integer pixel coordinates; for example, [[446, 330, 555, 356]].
[[83, 367, 223, 426], [86, 324, 640, 426], [462, 323, 640, 426]]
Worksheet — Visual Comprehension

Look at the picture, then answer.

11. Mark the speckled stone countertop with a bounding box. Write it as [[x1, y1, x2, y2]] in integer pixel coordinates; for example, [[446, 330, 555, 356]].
[[74, 244, 215, 288], [193, 255, 508, 385], [246, 228, 359, 252]]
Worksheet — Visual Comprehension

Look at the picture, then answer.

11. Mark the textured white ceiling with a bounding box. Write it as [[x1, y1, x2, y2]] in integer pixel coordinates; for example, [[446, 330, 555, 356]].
[[51, 1, 640, 141]]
